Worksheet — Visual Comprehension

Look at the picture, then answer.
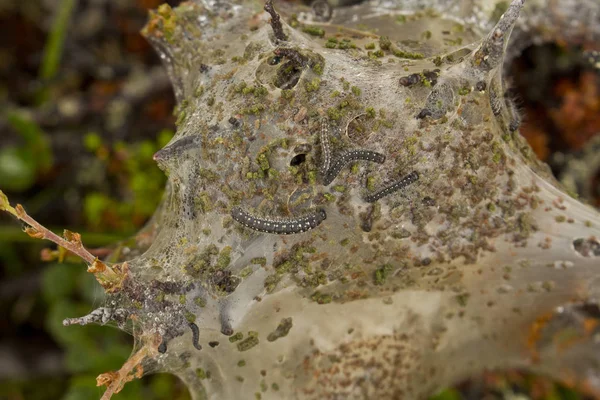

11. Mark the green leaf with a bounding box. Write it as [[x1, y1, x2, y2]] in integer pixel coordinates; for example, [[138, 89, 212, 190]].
[[0, 146, 37, 192], [41, 263, 79, 303], [40, 0, 78, 81], [6, 110, 54, 171]]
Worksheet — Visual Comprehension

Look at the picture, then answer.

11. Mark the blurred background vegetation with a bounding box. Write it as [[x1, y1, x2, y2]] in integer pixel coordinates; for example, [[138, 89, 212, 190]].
[[0, 0, 598, 399]]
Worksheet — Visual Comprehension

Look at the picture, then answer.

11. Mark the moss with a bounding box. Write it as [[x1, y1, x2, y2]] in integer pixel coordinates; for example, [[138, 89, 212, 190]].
[[455, 293, 470, 307], [281, 89, 294, 100], [240, 266, 254, 278], [365, 107, 376, 118], [517, 213, 535, 239], [237, 336, 260, 351], [196, 192, 213, 213], [256, 152, 270, 171], [250, 257, 267, 266], [184, 310, 196, 323], [555, 215, 566, 223], [302, 26, 325, 37], [237, 359, 246, 367], [235, 81, 248, 93], [229, 332, 244, 343], [199, 168, 219, 182], [351, 86, 362, 96], [196, 368, 207, 379], [379, 36, 392, 51], [264, 274, 281, 293], [392, 49, 424, 59], [458, 87, 471, 96], [240, 104, 266, 115], [371, 50, 384, 58], [310, 291, 332, 304], [217, 246, 232, 269], [179, 294, 187, 304], [323, 193, 336, 202], [327, 107, 342, 121], [366, 176, 376, 191], [305, 78, 321, 92], [275, 260, 293, 274], [337, 41, 356, 50], [373, 264, 393, 285], [194, 296, 206, 307]]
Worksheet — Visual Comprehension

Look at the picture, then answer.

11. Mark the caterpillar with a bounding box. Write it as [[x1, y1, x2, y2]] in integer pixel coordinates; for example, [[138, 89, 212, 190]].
[[323, 150, 386, 185], [189, 322, 202, 350], [364, 171, 419, 203], [319, 117, 332, 174], [231, 206, 326, 234], [158, 338, 168, 354]]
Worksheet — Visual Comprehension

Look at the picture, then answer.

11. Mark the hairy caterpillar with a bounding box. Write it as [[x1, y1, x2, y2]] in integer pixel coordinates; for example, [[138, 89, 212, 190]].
[[364, 171, 419, 203], [323, 150, 386, 185], [231, 206, 327, 234]]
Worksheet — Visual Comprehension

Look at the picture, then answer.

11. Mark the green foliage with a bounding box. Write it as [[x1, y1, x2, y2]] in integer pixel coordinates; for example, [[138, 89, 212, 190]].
[[40, 0, 78, 81], [1, 111, 54, 191], [82, 129, 174, 232]]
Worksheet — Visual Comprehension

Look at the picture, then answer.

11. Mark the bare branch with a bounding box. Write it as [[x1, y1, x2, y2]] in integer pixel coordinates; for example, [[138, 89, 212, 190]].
[[264, 0, 287, 42]]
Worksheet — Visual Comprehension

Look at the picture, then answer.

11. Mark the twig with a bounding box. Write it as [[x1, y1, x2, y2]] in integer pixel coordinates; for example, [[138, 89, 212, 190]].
[[98, 334, 160, 399], [0, 190, 128, 292], [15, 204, 96, 264], [264, 0, 287, 42]]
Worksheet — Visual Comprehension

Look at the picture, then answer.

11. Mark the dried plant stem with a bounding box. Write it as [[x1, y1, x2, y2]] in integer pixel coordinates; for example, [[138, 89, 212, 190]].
[[98, 336, 159, 400], [1, 190, 127, 292], [15, 205, 97, 264]]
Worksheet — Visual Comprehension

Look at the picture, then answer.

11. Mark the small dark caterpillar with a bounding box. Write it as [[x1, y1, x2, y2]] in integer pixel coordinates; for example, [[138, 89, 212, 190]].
[[158, 338, 168, 354], [364, 171, 419, 203], [189, 322, 202, 350], [323, 150, 386, 185], [506, 97, 522, 132], [231, 206, 326, 234], [319, 117, 331, 174]]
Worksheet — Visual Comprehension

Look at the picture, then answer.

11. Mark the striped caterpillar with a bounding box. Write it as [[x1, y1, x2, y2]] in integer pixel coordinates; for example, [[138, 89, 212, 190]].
[[231, 206, 326, 234], [319, 117, 332, 174], [323, 150, 386, 185], [364, 171, 419, 203]]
